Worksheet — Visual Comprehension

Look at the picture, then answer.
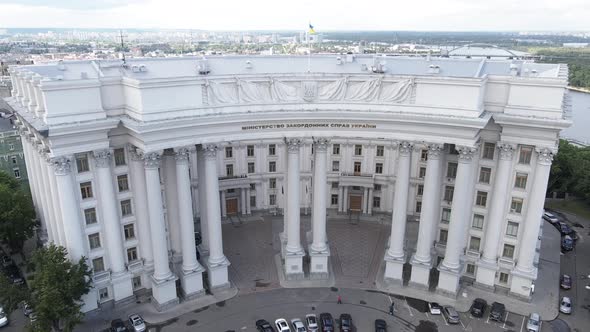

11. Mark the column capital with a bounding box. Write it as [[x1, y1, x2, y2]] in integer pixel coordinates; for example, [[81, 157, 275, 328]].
[[397, 141, 414, 155], [143, 151, 162, 169], [313, 137, 330, 152], [424, 143, 444, 159], [498, 142, 516, 160], [456, 145, 479, 163], [127, 144, 144, 162], [535, 147, 554, 165], [202, 144, 219, 159], [174, 147, 191, 164], [285, 138, 302, 153], [52, 156, 72, 175], [93, 149, 112, 168]]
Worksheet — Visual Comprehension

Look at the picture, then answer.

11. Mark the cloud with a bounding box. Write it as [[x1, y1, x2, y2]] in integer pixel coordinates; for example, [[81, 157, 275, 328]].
[[0, 0, 147, 10]]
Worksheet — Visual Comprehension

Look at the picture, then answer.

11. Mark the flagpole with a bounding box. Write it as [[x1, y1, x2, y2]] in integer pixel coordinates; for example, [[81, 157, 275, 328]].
[[307, 31, 311, 73]]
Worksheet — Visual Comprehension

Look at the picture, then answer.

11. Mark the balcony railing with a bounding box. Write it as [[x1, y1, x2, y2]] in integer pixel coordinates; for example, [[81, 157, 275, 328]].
[[218, 174, 248, 181], [498, 257, 516, 268], [341, 172, 373, 178], [92, 270, 111, 283], [127, 259, 143, 272], [465, 249, 481, 259]]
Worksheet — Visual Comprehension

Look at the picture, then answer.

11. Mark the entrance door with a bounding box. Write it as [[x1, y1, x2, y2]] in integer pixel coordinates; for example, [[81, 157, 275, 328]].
[[349, 194, 362, 212], [226, 198, 238, 216]]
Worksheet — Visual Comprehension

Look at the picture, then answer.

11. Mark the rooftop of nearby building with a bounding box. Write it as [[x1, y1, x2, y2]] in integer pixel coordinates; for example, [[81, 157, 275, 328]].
[[0, 117, 15, 132], [448, 44, 530, 58], [12, 55, 566, 82]]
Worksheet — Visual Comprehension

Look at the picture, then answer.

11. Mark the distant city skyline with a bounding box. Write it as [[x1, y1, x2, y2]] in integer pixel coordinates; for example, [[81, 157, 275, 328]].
[[0, 0, 589, 31]]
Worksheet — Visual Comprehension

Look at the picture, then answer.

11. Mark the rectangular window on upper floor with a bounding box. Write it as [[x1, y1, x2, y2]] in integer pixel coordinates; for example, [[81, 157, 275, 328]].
[[84, 208, 97, 225], [121, 199, 133, 216], [127, 247, 138, 262], [419, 167, 426, 179], [446, 162, 458, 179], [354, 162, 361, 174], [441, 208, 451, 223], [332, 160, 340, 172], [332, 182, 339, 189], [268, 144, 276, 156], [502, 244, 515, 259], [373, 196, 381, 208], [247, 162, 255, 174], [417, 184, 424, 196], [124, 223, 135, 240], [8, 143, 14, 151], [354, 145, 362, 156], [331, 194, 338, 205], [225, 146, 233, 158], [114, 148, 126, 166], [510, 197, 523, 214], [269, 178, 277, 189], [444, 186, 454, 202], [269, 194, 276, 206], [479, 167, 491, 184], [376, 145, 384, 157], [420, 149, 428, 161], [117, 174, 129, 192], [472, 214, 484, 229], [476, 191, 488, 207], [11, 156, 17, 164], [415, 201, 422, 213], [469, 236, 481, 251], [88, 233, 101, 250], [92, 257, 105, 273], [506, 221, 519, 237], [374, 184, 382, 191], [13, 168, 20, 179], [332, 144, 340, 155], [482, 142, 495, 160], [247, 145, 255, 157], [80, 182, 93, 199], [518, 146, 533, 164], [439, 229, 448, 244], [515, 173, 528, 189], [268, 161, 276, 172], [76, 155, 90, 173], [226, 164, 234, 177], [375, 163, 383, 174]]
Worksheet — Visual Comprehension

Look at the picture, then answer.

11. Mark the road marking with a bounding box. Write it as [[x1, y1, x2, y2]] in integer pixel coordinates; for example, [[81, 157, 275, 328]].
[[387, 294, 398, 312], [459, 319, 466, 329], [502, 312, 509, 329], [425, 312, 430, 318], [520, 315, 526, 332], [404, 299, 414, 316], [486, 314, 490, 324]]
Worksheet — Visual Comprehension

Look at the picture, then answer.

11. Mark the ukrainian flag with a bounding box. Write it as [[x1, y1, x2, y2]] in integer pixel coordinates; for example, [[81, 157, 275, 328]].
[[308, 23, 316, 34]]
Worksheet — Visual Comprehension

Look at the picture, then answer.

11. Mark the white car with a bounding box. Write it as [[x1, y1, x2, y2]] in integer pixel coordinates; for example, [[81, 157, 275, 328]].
[[543, 212, 558, 224], [526, 313, 541, 332], [291, 318, 307, 332], [275, 318, 292, 332], [428, 302, 442, 315], [0, 307, 7, 327], [305, 314, 318, 331], [128, 313, 147, 332], [559, 297, 572, 314]]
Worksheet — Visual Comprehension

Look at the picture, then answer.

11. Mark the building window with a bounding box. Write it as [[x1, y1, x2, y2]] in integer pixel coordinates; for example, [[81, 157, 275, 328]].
[[469, 237, 481, 251], [446, 162, 458, 179], [375, 163, 383, 174], [479, 167, 491, 184], [373, 196, 381, 208], [448, 144, 458, 155], [332, 182, 339, 189], [121, 199, 133, 216], [466, 263, 476, 275], [99, 287, 109, 301], [132, 276, 142, 290], [353, 162, 361, 174], [419, 167, 426, 179], [472, 214, 484, 229], [88, 233, 101, 250], [374, 184, 381, 191], [76, 155, 89, 173], [420, 149, 428, 161], [226, 164, 233, 176], [247, 162, 255, 174], [441, 208, 451, 223], [244, 145, 253, 157], [11, 156, 17, 165], [519, 146, 533, 164], [269, 161, 276, 172], [127, 247, 138, 262], [499, 272, 509, 284], [249, 183, 256, 191], [515, 173, 528, 189], [439, 229, 448, 244], [124, 224, 135, 240], [444, 186, 454, 202], [13, 169, 20, 179], [269, 194, 276, 206], [332, 144, 340, 155], [84, 208, 97, 225], [268, 144, 276, 156], [80, 182, 93, 199], [416, 184, 424, 196], [476, 191, 488, 207], [117, 174, 129, 192], [482, 142, 495, 160], [415, 201, 422, 213], [506, 221, 519, 237], [376, 145, 384, 157], [92, 257, 105, 273], [250, 196, 256, 207], [269, 178, 277, 189], [227, 189, 235, 194], [114, 148, 126, 166], [502, 244, 515, 259], [510, 198, 523, 214], [225, 146, 233, 158], [332, 160, 340, 172], [8, 143, 14, 151], [354, 144, 362, 156], [331, 194, 338, 205]]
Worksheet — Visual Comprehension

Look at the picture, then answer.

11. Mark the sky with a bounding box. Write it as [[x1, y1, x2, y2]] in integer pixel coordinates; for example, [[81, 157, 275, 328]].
[[0, 0, 588, 31]]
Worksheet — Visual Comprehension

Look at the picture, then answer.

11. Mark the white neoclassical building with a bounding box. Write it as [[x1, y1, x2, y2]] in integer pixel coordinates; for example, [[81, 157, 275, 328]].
[[6, 55, 570, 312]]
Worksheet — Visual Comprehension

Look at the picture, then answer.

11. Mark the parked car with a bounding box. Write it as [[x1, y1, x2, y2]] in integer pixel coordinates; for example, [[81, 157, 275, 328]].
[[374, 319, 387, 332], [560, 274, 572, 289], [428, 302, 442, 315], [128, 314, 146, 332], [470, 298, 487, 317], [556, 222, 573, 236], [256, 319, 275, 332], [305, 314, 318, 332], [22, 302, 33, 316], [1, 255, 12, 268], [110, 319, 129, 332], [442, 306, 460, 324], [543, 212, 559, 224], [291, 318, 307, 332], [562, 235, 574, 251], [0, 307, 8, 327], [490, 302, 506, 322], [4, 265, 23, 285], [526, 313, 541, 332], [339, 314, 352, 332], [319, 313, 334, 332], [275, 318, 291, 332], [560, 297, 572, 314]]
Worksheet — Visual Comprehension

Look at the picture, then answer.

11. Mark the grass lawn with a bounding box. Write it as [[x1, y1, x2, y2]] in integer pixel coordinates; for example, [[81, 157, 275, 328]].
[[545, 199, 590, 220]]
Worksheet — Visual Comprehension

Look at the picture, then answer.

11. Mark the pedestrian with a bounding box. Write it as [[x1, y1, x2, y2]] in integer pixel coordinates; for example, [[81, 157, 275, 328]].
[[337, 295, 342, 304], [389, 302, 395, 315]]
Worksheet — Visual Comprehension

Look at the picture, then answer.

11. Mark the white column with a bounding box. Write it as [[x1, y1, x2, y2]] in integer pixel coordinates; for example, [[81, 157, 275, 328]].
[[284, 138, 305, 279], [220, 190, 227, 218], [410, 143, 444, 288], [33, 143, 58, 244], [310, 138, 330, 278], [241, 188, 247, 215], [93, 150, 134, 302], [196, 149, 209, 255], [362, 187, 369, 214], [202, 144, 230, 290], [281, 142, 289, 242], [246, 188, 252, 215], [338, 186, 344, 212], [384, 141, 413, 282], [175, 147, 205, 299], [511, 148, 553, 298], [476, 143, 515, 288], [143, 152, 179, 310], [437, 146, 478, 296], [368, 188, 374, 215], [343, 186, 349, 213], [45, 157, 66, 246], [163, 152, 182, 261]]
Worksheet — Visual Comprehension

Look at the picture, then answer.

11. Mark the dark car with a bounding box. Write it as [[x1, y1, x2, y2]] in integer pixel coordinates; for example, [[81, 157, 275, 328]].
[[556, 222, 573, 236], [490, 302, 506, 322], [470, 298, 487, 317], [5, 265, 23, 285], [256, 319, 275, 332], [560, 274, 572, 289], [110, 319, 129, 332], [374, 319, 387, 332], [319, 313, 334, 332], [339, 314, 352, 332], [562, 235, 574, 251]]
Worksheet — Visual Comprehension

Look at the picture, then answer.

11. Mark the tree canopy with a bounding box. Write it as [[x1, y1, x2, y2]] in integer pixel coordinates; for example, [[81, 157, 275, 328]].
[[549, 140, 590, 203], [0, 170, 36, 255]]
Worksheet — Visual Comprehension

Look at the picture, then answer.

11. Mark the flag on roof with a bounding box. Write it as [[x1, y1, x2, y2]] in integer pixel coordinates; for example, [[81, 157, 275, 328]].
[[308, 23, 316, 34]]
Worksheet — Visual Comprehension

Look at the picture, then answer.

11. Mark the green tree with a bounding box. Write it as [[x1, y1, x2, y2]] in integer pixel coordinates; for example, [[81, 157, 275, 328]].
[[549, 140, 590, 204], [0, 274, 29, 314], [0, 173, 36, 257], [28, 245, 92, 332]]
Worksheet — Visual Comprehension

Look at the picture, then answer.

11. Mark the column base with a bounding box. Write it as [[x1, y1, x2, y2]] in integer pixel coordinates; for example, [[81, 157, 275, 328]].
[[112, 272, 135, 304], [309, 248, 330, 280], [409, 255, 432, 290], [436, 264, 462, 298], [180, 267, 206, 300], [475, 259, 498, 290], [279, 232, 287, 259], [150, 275, 179, 312], [284, 251, 305, 280], [384, 252, 406, 282], [509, 267, 537, 301], [206, 258, 231, 291]]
